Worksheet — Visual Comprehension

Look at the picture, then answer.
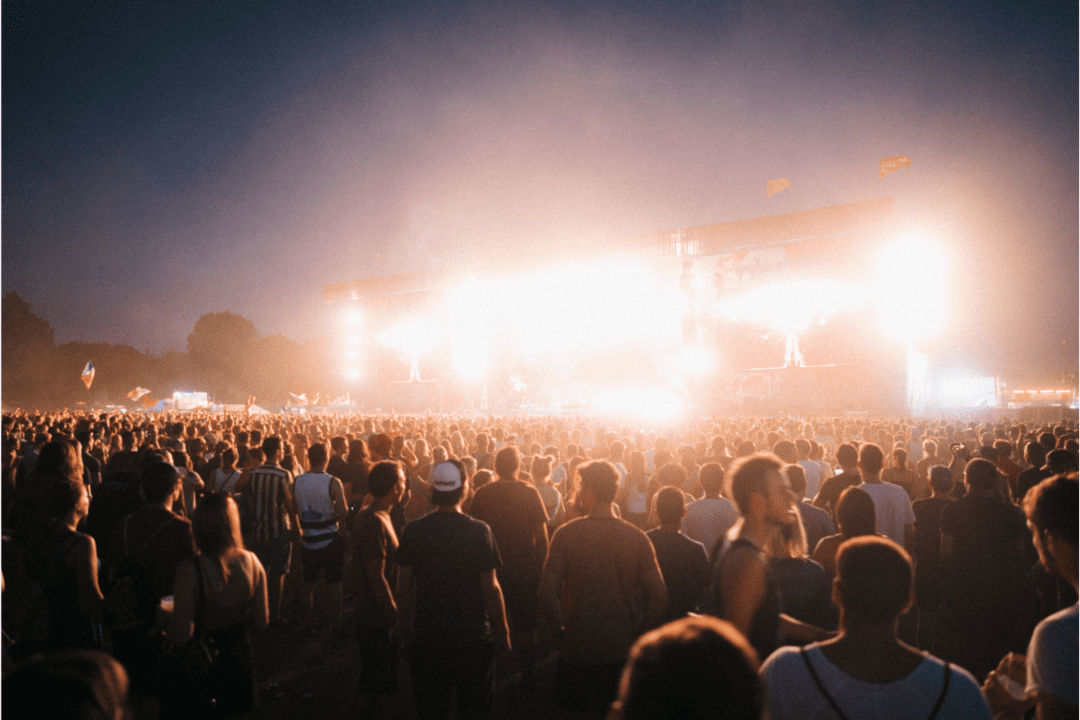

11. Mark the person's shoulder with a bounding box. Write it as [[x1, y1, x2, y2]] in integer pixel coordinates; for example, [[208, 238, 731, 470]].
[[1031, 602, 1079, 648], [760, 644, 806, 674]]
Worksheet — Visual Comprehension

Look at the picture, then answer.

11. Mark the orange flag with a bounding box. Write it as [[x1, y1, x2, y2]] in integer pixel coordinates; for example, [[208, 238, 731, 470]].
[[879, 155, 911, 177], [766, 178, 792, 198]]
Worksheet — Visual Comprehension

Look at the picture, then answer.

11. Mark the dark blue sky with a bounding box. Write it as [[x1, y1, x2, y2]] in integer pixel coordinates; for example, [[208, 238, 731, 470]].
[[4, 0, 1076, 382]]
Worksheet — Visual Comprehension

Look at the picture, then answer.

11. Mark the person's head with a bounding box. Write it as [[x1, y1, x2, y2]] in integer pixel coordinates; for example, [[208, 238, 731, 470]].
[[192, 492, 243, 561], [835, 536, 913, 628], [307, 442, 329, 469], [857, 443, 884, 478], [963, 457, 997, 492], [836, 486, 876, 538], [771, 440, 798, 465], [656, 462, 688, 491], [261, 435, 282, 461], [891, 447, 907, 468], [699, 462, 724, 497], [142, 460, 181, 505], [922, 438, 937, 457], [655, 486, 686, 526], [782, 463, 807, 501], [1043, 449, 1078, 475], [928, 465, 953, 495], [45, 475, 89, 522], [726, 453, 787, 520], [368, 460, 405, 501], [612, 615, 763, 720], [369, 433, 393, 460], [330, 435, 348, 456], [3, 649, 129, 720], [35, 439, 83, 484], [431, 459, 467, 507], [348, 438, 369, 465], [577, 460, 620, 507], [835, 442, 858, 470], [495, 446, 519, 480], [532, 454, 553, 482], [795, 438, 811, 460], [220, 447, 237, 471], [1023, 474, 1078, 579], [471, 468, 494, 491]]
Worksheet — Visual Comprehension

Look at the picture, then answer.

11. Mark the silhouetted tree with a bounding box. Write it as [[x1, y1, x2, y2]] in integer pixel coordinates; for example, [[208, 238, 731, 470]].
[[2, 291, 59, 408], [187, 311, 259, 403]]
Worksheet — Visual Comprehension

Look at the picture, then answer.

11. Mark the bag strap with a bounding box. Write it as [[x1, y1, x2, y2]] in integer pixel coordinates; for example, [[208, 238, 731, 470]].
[[926, 662, 951, 720], [800, 648, 851, 720]]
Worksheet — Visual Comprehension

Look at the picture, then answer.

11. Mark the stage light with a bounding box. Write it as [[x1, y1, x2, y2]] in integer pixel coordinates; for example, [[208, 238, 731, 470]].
[[344, 332, 362, 346], [343, 309, 363, 327], [876, 237, 947, 344], [344, 349, 360, 361], [715, 279, 852, 334], [592, 389, 683, 420], [678, 346, 713, 376], [345, 368, 360, 380]]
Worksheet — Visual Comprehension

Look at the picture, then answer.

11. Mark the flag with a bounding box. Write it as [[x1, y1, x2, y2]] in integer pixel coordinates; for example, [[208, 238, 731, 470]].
[[879, 155, 911, 177], [81, 362, 95, 390], [126, 387, 150, 401], [766, 178, 792, 198], [289, 392, 308, 405]]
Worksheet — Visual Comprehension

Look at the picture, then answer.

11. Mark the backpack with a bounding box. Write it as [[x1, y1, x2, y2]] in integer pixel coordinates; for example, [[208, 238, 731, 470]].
[[103, 517, 167, 631]]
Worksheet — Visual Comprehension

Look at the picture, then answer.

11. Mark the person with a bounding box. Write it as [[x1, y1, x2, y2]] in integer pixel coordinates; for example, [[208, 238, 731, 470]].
[[765, 497, 838, 636], [785, 463, 835, 555], [855, 443, 914, 546], [615, 450, 650, 529], [294, 442, 349, 635], [704, 453, 830, 662], [531, 454, 563, 527], [882, 447, 923, 501], [395, 459, 511, 720], [208, 447, 241, 494], [681, 462, 738, 561], [240, 436, 296, 624], [646, 486, 710, 623], [3, 649, 130, 720], [466, 445, 549, 689], [610, 615, 764, 720], [812, 442, 861, 519], [103, 460, 195, 692], [983, 473, 1078, 720], [940, 457, 1025, 679], [910, 465, 953, 652], [539, 460, 667, 715], [760, 536, 993, 720], [166, 493, 270, 718], [353, 460, 406, 717], [812, 485, 878, 580], [1014, 440, 1050, 503], [20, 474, 104, 654], [796, 438, 823, 500]]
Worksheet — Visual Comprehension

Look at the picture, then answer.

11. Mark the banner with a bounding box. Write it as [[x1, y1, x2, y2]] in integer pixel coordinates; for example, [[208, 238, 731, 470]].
[[766, 177, 792, 198], [126, 387, 151, 401], [879, 155, 911, 177]]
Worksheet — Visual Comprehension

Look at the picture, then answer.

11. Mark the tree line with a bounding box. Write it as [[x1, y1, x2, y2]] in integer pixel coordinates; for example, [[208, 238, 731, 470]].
[[1, 292, 341, 410]]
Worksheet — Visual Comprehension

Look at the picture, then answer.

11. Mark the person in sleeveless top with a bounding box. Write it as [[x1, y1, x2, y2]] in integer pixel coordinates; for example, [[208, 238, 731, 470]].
[[704, 453, 830, 661], [760, 536, 993, 720], [293, 442, 348, 635]]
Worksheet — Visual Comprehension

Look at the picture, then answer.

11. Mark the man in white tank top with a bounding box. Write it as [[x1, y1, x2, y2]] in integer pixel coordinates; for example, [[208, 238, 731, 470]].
[[295, 441, 348, 636]]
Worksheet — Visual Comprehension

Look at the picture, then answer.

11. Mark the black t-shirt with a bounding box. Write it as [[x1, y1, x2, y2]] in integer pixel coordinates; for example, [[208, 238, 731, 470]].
[[353, 506, 399, 629], [940, 494, 1023, 620], [814, 471, 861, 515], [1015, 467, 1051, 503], [646, 529, 709, 623], [911, 496, 950, 567], [106, 506, 195, 599], [467, 479, 548, 589], [396, 511, 502, 643]]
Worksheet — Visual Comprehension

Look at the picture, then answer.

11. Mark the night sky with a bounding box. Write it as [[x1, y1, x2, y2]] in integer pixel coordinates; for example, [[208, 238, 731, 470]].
[[4, 0, 1076, 383]]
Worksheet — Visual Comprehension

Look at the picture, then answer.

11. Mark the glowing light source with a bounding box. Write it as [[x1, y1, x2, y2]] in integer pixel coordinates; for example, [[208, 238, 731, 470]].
[[876, 237, 947, 344], [343, 309, 363, 327], [677, 346, 713, 376], [345, 368, 360, 380]]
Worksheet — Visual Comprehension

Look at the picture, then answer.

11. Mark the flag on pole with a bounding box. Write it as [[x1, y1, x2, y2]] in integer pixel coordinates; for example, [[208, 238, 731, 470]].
[[126, 387, 150, 401], [766, 178, 792, 198], [879, 155, 911, 177], [289, 393, 308, 406], [81, 362, 95, 390]]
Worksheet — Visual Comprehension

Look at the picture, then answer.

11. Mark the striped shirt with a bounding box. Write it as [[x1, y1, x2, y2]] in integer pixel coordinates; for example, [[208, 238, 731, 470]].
[[243, 463, 294, 542]]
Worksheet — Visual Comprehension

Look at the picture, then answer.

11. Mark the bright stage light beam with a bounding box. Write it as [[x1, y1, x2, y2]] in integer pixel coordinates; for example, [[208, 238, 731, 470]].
[[876, 237, 947, 344]]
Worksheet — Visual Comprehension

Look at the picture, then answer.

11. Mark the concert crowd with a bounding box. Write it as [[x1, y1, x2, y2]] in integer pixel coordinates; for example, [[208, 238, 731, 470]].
[[2, 408, 1076, 719]]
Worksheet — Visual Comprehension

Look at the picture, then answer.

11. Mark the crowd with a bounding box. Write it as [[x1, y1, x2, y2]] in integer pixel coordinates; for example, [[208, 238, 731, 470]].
[[1, 408, 1076, 719]]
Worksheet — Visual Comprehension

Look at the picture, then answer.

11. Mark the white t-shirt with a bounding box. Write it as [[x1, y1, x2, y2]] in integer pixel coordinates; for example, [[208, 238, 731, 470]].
[[799, 460, 823, 499], [859, 482, 916, 545], [1026, 601, 1078, 705], [682, 497, 739, 557], [761, 645, 993, 720]]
